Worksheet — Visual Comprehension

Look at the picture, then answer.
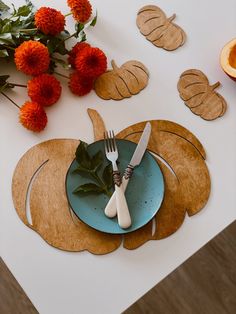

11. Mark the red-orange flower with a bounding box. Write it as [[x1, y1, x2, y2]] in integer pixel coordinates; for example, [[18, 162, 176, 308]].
[[75, 47, 107, 78], [67, 0, 92, 23], [68, 72, 94, 96], [19, 101, 47, 132], [14, 41, 50, 76], [35, 7, 65, 35], [68, 42, 90, 68], [27, 74, 62, 107]]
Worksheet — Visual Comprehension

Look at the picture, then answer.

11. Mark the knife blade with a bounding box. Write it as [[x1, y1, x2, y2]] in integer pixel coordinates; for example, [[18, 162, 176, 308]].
[[129, 122, 151, 167], [104, 122, 152, 218]]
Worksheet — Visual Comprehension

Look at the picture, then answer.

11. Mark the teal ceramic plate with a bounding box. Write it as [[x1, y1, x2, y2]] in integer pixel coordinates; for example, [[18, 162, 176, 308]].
[[66, 139, 164, 234]]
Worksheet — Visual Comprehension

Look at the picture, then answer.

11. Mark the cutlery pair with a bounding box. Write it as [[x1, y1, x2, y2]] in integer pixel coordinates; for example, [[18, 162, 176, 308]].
[[104, 122, 151, 229]]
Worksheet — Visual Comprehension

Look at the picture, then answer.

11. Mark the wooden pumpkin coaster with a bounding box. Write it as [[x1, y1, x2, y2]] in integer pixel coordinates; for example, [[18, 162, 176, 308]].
[[178, 69, 227, 120], [94, 60, 149, 100], [12, 109, 210, 254], [136, 5, 186, 51]]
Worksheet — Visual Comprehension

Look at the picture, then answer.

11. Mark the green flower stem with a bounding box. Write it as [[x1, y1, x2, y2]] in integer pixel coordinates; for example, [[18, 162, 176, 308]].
[[19, 28, 37, 32], [64, 12, 72, 17], [1, 92, 20, 109], [62, 32, 77, 43], [8, 83, 27, 88], [2, 45, 15, 51], [54, 71, 70, 79]]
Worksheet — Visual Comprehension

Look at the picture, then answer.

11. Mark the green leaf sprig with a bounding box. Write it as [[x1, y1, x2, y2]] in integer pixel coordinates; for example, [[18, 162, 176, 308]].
[[0, 1, 98, 71], [73, 141, 113, 197]]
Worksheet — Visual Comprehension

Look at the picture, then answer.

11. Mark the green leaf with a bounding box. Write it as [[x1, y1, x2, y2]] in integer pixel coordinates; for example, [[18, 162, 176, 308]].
[[102, 164, 113, 189], [0, 74, 9, 84], [73, 165, 91, 175], [0, 48, 8, 57], [75, 141, 91, 169], [89, 13, 97, 27], [79, 31, 86, 42], [16, 5, 31, 16], [0, 82, 10, 92], [0, 32, 14, 44], [91, 151, 103, 171], [75, 22, 84, 34], [73, 183, 104, 194], [0, 1, 10, 12]]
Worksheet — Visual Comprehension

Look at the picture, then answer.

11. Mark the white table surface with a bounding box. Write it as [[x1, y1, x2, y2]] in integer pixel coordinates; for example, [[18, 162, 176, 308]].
[[1, 0, 236, 313]]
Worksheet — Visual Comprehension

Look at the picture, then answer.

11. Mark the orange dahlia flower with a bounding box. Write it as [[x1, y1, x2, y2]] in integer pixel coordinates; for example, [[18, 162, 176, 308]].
[[19, 101, 47, 132], [28, 74, 62, 106], [67, 0, 92, 23], [75, 46, 107, 78], [14, 41, 50, 76], [35, 7, 65, 35], [68, 42, 90, 68], [68, 72, 94, 96]]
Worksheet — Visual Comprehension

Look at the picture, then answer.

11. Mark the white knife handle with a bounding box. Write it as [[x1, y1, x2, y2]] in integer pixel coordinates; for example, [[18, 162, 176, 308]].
[[105, 177, 130, 218], [115, 183, 131, 229]]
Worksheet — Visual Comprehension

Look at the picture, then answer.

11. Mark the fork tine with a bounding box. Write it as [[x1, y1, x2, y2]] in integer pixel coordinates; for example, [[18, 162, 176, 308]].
[[112, 130, 117, 151], [104, 131, 109, 153], [109, 130, 114, 151]]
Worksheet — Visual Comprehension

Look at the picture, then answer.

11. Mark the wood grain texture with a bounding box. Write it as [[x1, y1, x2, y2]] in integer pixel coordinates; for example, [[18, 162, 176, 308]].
[[87, 108, 106, 141], [178, 69, 227, 120], [94, 60, 149, 100], [136, 5, 186, 51], [0, 258, 38, 314], [117, 120, 210, 247], [124, 220, 236, 314], [12, 139, 121, 254], [11, 111, 210, 253]]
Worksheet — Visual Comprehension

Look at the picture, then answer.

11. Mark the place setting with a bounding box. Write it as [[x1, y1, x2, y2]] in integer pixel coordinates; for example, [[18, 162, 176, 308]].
[[66, 122, 165, 234]]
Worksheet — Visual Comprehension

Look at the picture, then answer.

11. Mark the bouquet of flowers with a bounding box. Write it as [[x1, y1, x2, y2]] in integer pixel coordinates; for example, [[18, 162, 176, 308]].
[[0, 0, 107, 132]]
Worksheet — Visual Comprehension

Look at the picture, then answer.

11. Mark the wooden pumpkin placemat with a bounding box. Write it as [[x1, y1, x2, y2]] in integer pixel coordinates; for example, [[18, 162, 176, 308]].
[[12, 109, 210, 254], [136, 5, 186, 51], [94, 60, 149, 100], [178, 69, 227, 120]]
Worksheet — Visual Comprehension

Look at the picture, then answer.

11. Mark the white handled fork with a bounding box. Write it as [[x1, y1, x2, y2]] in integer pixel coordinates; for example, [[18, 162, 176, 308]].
[[104, 131, 131, 229]]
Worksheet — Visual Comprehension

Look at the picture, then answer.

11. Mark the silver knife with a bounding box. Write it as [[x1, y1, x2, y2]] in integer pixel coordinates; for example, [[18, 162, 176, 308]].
[[104, 122, 152, 218]]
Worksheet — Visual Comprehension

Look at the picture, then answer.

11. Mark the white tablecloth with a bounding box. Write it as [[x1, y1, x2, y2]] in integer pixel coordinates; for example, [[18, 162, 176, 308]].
[[1, 0, 236, 313]]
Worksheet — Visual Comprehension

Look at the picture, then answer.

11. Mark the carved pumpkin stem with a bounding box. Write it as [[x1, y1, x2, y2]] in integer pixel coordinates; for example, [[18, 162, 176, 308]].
[[167, 14, 176, 23], [111, 60, 119, 72], [210, 81, 221, 90]]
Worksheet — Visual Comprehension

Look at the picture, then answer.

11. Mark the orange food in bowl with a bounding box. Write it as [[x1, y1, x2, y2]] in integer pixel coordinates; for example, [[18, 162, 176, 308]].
[[220, 38, 236, 81]]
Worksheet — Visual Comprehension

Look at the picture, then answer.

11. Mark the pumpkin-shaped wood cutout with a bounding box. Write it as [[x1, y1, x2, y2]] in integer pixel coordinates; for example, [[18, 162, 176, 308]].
[[178, 69, 227, 120], [12, 109, 211, 254], [136, 5, 186, 51], [94, 60, 149, 100]]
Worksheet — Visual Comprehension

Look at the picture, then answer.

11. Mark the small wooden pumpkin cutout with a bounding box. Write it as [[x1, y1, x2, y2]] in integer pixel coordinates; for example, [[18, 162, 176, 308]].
[[94, 60, 149, 100], [136, 5, 186, 51], [178, 69, 227, 120]]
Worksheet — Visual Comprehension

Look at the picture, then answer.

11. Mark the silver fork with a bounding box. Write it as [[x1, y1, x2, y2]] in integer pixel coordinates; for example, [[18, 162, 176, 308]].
[[104, 131, 131, 229]]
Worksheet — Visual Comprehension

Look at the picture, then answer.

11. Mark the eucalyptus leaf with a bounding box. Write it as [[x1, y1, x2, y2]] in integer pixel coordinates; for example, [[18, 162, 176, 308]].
[[73, 183, 104, 194]]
